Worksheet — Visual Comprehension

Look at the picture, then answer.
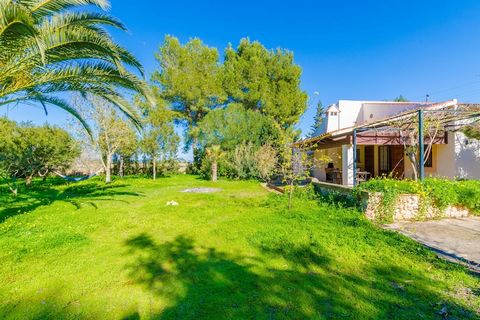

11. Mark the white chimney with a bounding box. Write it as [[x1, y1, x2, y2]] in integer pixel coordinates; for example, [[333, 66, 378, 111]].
[[324, 104, 340, 133]]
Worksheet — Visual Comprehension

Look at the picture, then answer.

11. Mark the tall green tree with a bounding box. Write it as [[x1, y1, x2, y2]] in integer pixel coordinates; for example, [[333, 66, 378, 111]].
[[152, 36, 225, 159], [0, 0, 149, 131], [393, 95, 409, 102], [197, 103, 281, 151], [309, 100, 324, 137], [223, 38, 308, 128]]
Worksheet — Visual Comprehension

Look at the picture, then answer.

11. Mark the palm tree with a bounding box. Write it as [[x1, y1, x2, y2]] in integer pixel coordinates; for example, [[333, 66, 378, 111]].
[[0, 0, 150, 132], [205, 145, 224, 182]]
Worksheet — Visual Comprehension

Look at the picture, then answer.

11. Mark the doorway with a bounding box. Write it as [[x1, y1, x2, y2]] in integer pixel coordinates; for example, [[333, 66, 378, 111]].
[[378, 145, 404, 178]]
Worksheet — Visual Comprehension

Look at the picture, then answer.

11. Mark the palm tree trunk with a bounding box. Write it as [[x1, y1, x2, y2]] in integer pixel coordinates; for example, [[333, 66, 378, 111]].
[[211, 161, 218, 182]]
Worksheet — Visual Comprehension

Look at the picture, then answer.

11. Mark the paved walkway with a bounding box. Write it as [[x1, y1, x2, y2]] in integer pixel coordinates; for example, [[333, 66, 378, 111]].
[[386, 217, 480, 272]]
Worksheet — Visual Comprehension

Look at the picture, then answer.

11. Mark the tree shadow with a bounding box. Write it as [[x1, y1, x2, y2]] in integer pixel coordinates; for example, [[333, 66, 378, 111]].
[[124, 234, 479, 319], [0, 287, 103, 320], [0, 182, 143, 223]]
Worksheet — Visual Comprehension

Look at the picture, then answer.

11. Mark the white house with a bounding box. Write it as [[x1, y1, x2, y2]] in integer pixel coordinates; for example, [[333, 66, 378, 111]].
[[300, 99, 480, 186]]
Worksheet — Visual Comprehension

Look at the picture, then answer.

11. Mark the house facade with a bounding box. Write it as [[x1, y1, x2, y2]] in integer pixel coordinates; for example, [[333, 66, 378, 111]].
[[304, 99, 480, 186]]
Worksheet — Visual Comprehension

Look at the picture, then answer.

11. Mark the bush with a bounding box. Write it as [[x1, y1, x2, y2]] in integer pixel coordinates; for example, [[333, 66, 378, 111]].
[[231, 143, 259, 179], [199, 142, 277, 182], [0, 118, 79, 188]]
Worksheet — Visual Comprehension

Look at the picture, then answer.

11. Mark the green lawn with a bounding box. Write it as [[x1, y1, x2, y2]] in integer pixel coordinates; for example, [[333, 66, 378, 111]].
[[0, 175, 479, 319]]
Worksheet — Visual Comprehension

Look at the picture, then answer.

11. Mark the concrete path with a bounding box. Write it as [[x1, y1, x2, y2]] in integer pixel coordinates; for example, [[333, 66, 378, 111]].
[[386, 217, 480, 272]]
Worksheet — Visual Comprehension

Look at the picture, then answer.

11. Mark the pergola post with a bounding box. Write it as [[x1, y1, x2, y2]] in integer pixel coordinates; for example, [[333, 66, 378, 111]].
[[418, 109, 425, 181], [342, 144, 354, 186], [353, 129, 357, 186]]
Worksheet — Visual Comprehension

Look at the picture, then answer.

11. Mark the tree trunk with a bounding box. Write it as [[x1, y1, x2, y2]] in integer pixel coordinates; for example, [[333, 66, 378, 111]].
[[288, 179, 294, 210], [134, 155, 139, 174], [152, 158, 156, 180], [211, 161, 218, 182], [105, 156, 112, 183], [40, 169, 49, 182], [9, 186, 17, 196], [407, 153, 418, 181], [25, 175, 33, 187], [7, 179, 18, 196], [119, 156, 124, 178], [192, 137, 202, 173]]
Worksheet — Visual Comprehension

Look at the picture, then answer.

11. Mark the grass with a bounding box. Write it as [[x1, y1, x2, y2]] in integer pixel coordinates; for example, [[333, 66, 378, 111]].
[[0, 175, 479, 319]]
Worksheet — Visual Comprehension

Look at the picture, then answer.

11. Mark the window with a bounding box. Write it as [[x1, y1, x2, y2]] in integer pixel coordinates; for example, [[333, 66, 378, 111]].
[[356, 148, 361, 164], [424, 145, 433, 168]]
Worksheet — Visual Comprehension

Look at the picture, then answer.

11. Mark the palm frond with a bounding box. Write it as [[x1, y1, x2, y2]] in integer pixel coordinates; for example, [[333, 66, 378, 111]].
[[0, 93, 92, 136], [28, 0, 110, 19], [100, 94, 142, 130], [46, 11, 126, 31], [0, 0, 147, 132]]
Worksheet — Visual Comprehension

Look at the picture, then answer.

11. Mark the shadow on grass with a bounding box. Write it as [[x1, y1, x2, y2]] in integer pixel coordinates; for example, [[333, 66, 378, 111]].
[[123, 234, 479, 319], [0, 182, 143, 223]]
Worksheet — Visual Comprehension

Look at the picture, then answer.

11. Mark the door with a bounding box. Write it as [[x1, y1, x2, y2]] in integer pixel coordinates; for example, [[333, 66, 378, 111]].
[[390, 145, 405, 178], [364, 146, 375, 177], [378, 146, 405, 178], [378, 146, 391, 176]]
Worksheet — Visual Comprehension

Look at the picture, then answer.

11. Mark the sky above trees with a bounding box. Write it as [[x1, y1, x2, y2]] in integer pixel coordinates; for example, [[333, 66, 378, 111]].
[[5, 0, 480, 160]]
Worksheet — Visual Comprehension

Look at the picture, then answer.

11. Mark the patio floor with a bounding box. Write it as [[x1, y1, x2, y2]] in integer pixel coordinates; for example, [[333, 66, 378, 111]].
[[386, 217, 480, 272]]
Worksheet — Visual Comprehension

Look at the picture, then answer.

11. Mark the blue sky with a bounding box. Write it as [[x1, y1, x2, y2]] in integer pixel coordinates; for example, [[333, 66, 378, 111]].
[[5, 0, 480, 159]]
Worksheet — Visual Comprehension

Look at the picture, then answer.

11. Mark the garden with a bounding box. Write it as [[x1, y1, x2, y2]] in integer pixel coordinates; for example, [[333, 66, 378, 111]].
[[1, 175, 480, 319]]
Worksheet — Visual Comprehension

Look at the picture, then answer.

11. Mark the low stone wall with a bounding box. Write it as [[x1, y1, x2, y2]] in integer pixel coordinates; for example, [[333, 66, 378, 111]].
[[313, 181, 353, 197], [365, 193, 470, 222], [312, 182, 471, 222], [312, 181, 370, 211]]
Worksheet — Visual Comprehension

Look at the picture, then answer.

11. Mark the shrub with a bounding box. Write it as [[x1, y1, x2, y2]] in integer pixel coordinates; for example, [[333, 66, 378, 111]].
[[231, 143, 259, 180], [200, 142, 277, 182], [255, 144, 277, 181]]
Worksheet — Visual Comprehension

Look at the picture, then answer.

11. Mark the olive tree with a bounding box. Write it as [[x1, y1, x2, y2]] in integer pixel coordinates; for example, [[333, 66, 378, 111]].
[[73, 96, 138, 183], [0, 118, 79, 190]]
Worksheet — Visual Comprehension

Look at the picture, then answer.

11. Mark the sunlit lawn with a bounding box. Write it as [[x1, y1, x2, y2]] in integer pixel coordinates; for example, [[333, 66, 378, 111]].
[[0, 175, 479, 319]]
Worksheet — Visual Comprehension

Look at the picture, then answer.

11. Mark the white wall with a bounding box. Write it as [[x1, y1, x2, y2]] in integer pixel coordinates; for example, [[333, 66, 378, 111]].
[[454, 132, 480, 179], [435, 133, 456, 179], [338, 100, 363, 129], [361, 103, 419, 125], [402, 132, 478, 180], [317, 100, 424, 135]]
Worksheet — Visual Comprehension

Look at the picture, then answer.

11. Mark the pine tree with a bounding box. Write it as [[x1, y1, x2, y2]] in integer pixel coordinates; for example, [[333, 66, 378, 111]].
[[309, 101, 324, 137]]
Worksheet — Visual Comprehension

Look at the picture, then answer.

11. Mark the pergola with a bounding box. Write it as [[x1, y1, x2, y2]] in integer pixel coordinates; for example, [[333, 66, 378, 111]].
[[295, 101, 480, 186], [352, 102, 480, 185]]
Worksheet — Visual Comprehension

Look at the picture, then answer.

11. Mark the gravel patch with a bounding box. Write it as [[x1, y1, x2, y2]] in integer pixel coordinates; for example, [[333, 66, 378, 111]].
[[181, 188, 222, 194]]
